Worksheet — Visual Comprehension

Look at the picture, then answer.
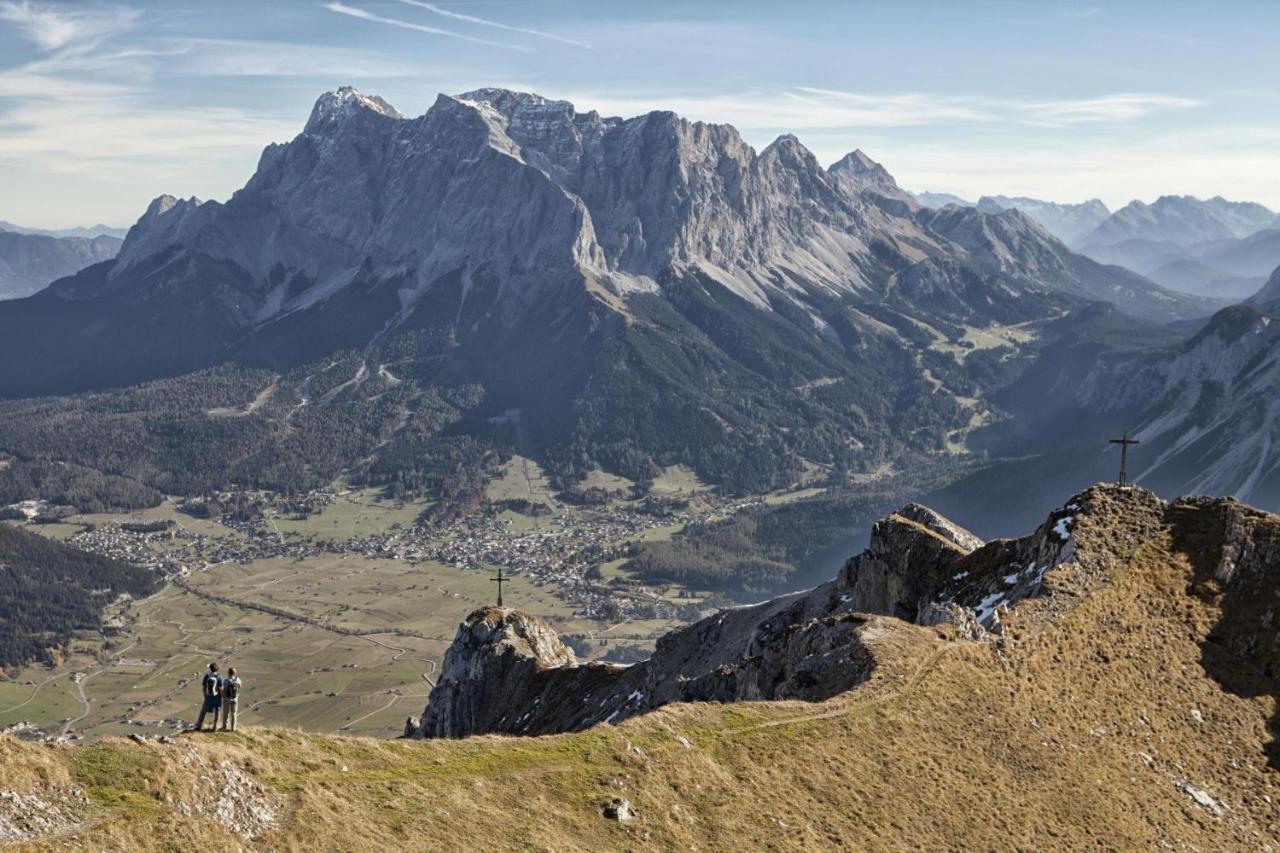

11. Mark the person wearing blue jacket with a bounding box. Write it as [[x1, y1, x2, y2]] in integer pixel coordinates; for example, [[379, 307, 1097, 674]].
[[194, 662, 222, 732]]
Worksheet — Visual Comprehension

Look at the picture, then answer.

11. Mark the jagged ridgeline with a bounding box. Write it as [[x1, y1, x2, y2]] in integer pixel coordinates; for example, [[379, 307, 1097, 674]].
[[7, 484, 1280, 849], [0, 86, 1233, 509], [419, 483, 1280, 738]]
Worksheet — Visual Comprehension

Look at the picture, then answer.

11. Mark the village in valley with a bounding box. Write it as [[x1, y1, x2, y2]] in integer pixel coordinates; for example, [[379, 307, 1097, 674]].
[[0, 457, 819, 745]]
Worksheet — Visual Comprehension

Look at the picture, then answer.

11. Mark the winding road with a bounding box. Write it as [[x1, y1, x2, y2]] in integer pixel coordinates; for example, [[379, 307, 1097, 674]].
[[60, 637, 141, 737]]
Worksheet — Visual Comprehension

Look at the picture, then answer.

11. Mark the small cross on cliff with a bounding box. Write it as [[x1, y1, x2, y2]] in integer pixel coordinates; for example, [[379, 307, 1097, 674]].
[[491, 566, 507, 608], [1109, 432, 1140, 486]]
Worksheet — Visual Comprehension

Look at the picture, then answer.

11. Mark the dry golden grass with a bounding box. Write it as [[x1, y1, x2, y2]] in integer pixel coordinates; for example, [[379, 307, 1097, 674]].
[[7, 504, 1280, 850]]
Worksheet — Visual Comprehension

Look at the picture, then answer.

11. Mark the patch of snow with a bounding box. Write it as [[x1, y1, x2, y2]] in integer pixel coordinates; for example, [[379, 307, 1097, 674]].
[[974, 590, 1007, 625]]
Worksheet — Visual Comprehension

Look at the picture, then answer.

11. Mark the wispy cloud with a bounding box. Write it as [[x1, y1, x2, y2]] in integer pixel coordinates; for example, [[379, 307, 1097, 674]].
[[322, 2, 531, 52], [0, 0, 138, 53], [560, 87, 1202, 132], [0, 3, 294, 192], [1019, 93, 1202, 125], [393, 0, 590, 49]]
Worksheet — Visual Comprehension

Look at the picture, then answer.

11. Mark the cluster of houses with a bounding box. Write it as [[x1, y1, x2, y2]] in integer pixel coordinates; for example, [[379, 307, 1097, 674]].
[[28, 487, 769, 629]]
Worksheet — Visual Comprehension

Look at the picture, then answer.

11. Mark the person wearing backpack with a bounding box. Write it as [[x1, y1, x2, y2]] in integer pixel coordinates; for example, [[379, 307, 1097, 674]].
[[220, 667, 242, 732], [194, 663, 222, 732]]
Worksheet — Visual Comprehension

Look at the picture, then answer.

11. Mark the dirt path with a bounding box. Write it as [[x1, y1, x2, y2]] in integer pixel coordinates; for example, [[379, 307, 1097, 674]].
[[0, 671, 71, 717], [339, 693, 403, 732], [61, 637, 141, 736], [205, 378, 278, 417], [727, 643, 955, 735]]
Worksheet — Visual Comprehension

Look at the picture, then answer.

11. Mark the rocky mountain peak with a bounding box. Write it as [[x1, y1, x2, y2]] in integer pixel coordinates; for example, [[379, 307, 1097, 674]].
[[455, 87, 574, 120], [829, 148, 915, 208], [112, 194, 210, 276], [759, 133, 819, 169], [830, 148, 885, 178], [304, 86, 403, 134], [417, 607, 589, 739]]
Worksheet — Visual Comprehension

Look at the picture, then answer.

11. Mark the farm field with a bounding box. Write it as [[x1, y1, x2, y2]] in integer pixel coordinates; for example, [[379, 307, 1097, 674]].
[[0, 552, 688, 741]]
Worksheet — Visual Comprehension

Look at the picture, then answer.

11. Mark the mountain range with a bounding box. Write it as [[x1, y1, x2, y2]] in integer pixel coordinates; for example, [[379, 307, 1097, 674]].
[[0, 221, 129, 240], [908, 192, 1280, 301], [0, 85, 1273, 524], [1081, 195, 1277, 248], [1075, 196, 1280, 299], [974, 195, 1111, 244], [0, 227, 121, 300], [907, 191, 1111, 245]]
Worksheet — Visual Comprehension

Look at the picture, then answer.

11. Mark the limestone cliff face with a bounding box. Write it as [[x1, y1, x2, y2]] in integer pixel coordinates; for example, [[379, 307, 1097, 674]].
[[417, 607, 582, 738], [837, 503, 982, 621], [418, 484, 1276, 739]]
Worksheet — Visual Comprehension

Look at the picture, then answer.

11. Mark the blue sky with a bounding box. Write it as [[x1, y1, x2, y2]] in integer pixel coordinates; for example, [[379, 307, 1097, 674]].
[[2, 0, 1279, 228]]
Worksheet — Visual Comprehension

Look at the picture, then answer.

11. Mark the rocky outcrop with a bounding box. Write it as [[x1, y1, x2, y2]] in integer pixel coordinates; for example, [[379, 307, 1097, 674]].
[[420, 485, 1186, 739], [417, 607, 594, 738], [837, 503, 981, 620], [0, 787, 87, 843]]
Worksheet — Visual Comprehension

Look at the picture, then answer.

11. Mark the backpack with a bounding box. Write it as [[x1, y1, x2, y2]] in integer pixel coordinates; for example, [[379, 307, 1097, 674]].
[[202, 673, 219, 697], [223, 677, 240, 700]]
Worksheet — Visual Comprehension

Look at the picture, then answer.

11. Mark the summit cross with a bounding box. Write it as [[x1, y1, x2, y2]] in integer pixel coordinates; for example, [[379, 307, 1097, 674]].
[[1109, 432, 1140, 486], [491, 566, 507, 608]]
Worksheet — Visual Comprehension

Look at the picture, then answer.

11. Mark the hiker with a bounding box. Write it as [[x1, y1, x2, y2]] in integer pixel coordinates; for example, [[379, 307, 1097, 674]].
[[220, 667, 242, 732], [194, 663, 222, 732]]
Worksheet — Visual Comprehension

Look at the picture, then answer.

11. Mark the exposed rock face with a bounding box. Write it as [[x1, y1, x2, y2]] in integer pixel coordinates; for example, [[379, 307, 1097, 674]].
[[420, 483, 1280, 741], [829, 149, 918, 211], [2, 84, 1212, 384], [837, 504, 981, 620], [420, 485, 1194, 739], [1167, 494, 1280, 681], [418, 607, 584, 738], [416, 506, 986, 738]]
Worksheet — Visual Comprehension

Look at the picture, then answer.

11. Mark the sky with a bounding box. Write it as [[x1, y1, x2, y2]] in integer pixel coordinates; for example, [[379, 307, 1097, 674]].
[[2, 0, 1279, 229]]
